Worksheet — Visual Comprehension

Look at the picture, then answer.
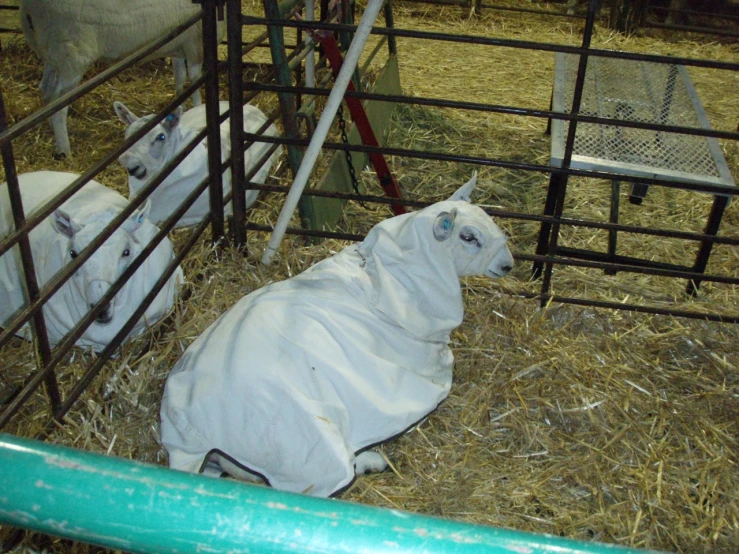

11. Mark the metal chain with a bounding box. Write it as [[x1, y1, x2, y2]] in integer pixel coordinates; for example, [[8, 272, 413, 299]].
[[336, 103, 365, 205]]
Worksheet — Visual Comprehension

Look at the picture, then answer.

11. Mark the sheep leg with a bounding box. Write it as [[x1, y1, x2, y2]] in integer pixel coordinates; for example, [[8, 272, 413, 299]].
[[172, 58, 202, 106], [355, 451, 387, 476], [186, 60, 203, 106], [39, 64, 83, 159], [172, 57, 187, 99]]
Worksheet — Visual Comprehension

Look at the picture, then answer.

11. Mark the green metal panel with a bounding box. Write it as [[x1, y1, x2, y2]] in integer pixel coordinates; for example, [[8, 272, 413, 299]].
[[0, 433, 664, 554], [306, 54, 401, 231]]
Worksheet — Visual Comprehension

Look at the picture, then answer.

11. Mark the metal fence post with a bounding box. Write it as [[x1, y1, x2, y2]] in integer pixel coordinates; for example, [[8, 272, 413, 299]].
[[226, 0, 248, 247], [0, 83, 61, 415], [200, 0, 227, 245]]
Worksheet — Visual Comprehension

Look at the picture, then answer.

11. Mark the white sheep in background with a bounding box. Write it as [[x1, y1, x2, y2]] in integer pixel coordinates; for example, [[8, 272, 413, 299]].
[[0, 171, 184, 351], [19, 0, 226, 159], [161, 173, 514, 497], [114, 101, 282, 229]]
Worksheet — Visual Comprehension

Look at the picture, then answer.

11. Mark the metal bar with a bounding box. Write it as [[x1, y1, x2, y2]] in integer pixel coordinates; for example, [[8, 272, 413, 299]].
[[262, 0, 308, 226], [243, 132, 739, 198], [384, 0, 397, 55], [513, 290, 739, 324], [522, 252, 739, 287], [686, 195, 729, 297], [241, 16, 739, 71], [644, 20, 739, 39], [540, 1, 597, 302], [553, 247, 692, 273], [0, 433, 664, 554], [0, 83, 61, 415], [246, 82, 739, 143], [201, 0, 226, 244], [244, 180, 739, 248], [402, 0, 583, 19], [226, 0, 248, 247], [606, 179, 620, 275]]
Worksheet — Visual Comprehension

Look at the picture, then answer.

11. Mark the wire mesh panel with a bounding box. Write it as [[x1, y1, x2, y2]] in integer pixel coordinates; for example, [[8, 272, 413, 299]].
[[551, 52, 735, 188]]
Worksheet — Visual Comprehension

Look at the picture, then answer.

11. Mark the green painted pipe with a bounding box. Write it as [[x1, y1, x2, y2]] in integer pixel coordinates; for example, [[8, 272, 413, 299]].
[[0, 433, 663, 554]]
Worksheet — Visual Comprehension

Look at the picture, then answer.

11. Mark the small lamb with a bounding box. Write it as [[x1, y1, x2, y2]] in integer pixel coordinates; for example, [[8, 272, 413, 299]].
[[0, 171, 183, 351], [20, 0, 226, 159], [114, 101, 282, 229], [160, 173, 513, 497]]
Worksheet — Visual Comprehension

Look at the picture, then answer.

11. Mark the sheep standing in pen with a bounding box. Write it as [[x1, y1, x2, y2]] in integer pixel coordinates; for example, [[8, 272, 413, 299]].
[[160, 174, 514, 497], [114, 101, 282, 229], [19, 0, 226, 159], [0, 171, 183, 351]]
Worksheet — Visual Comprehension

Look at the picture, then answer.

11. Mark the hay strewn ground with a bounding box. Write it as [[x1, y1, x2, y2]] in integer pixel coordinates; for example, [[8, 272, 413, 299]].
[[1, 0, 738, 552]]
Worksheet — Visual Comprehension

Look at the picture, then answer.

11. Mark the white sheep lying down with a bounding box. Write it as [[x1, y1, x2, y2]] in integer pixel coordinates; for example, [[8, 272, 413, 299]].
[[161, 174, 514, 497], [20, 0, 226, 158], [114, 101, 282, 229], [0, 171, 183, 351]]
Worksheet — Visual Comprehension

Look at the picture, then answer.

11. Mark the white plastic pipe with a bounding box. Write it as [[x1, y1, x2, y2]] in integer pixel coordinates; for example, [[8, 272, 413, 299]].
[[305, 0, 316, 88], [262, 0, 385, 266]]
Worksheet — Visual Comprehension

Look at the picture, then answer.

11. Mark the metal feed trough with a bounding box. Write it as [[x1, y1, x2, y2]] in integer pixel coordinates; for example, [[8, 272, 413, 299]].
[[539, 51, 736, 296]]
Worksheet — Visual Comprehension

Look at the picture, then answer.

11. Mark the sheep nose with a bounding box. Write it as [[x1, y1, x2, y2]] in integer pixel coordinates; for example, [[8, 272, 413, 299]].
[[127, 165, 147, 180], [94, 306, 113, 325], [501, 264, 513, 273]]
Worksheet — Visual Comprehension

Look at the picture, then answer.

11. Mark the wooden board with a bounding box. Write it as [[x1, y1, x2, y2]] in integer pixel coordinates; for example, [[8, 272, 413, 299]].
[[302, 54, 401, 231]]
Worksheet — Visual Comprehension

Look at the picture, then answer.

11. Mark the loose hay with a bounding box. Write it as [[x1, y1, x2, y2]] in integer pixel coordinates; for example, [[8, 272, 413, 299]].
[[1, 1, 738, 552]]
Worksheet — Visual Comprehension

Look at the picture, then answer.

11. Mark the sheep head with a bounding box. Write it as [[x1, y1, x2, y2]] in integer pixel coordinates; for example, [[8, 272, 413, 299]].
[[114, 101, 184, 187], [50, 201, 152, 325], [432, 173, 513, 278]]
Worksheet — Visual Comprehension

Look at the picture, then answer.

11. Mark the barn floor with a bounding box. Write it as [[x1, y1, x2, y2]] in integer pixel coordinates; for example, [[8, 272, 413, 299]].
[[1, 1, 738, 552]]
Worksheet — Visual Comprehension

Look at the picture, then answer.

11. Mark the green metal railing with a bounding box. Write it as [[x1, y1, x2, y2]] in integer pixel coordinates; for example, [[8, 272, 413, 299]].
[[0, 433, 663, 553]]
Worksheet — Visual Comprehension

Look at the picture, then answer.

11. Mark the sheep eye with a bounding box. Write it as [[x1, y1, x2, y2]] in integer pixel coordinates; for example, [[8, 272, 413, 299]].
[[461, 232, 480, 247], [70, 249, 78, 259], [122, 248, 131, 257], [155, 133, 166, 142]]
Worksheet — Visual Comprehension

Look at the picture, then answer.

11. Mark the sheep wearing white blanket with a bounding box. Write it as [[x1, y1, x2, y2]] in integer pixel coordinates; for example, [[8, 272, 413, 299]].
[[114, 101, 282, 228], [0, 171, 183, 351], [20, 0, 226, 159], [160, 174, 514, 496]]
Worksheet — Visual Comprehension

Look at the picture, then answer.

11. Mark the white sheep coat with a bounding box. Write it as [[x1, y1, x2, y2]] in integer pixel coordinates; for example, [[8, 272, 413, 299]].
[[124, 102, 280, 228], [0, 172, 183, 350], [161, 200, 504, 497]]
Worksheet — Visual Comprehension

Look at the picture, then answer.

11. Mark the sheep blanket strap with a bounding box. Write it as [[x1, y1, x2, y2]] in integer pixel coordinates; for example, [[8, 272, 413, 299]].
[[161, 174, 514, 497]]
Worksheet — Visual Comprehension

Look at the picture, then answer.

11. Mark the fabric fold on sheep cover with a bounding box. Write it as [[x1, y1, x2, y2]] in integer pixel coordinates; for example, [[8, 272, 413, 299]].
[[161, 196, 507, 497]]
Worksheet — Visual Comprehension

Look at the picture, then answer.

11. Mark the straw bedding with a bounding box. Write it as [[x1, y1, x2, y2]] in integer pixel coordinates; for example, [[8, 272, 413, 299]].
[[0, 0, 738, 552]]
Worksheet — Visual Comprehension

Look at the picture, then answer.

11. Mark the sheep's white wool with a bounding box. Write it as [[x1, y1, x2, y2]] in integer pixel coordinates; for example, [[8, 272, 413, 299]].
[[161, 176, 513, 496], [20, 0, 226, 158], [115, 101, 282, 228], [0, 171, 183, 350]]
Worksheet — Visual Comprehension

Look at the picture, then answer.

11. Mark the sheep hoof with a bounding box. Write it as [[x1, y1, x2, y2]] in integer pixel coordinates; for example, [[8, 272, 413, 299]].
[[53, 152, 68, 161], [355, 451, 388, 476]]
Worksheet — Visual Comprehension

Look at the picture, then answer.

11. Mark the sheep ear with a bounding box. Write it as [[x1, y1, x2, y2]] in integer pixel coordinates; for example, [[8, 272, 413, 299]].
[[162, 107, 183, 132], [125, 199, 151, 232], [448, 171, 477, 203], [114, 101, 139, 126], [433, 209, 456, 242], [51, 209, 81, 238]]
